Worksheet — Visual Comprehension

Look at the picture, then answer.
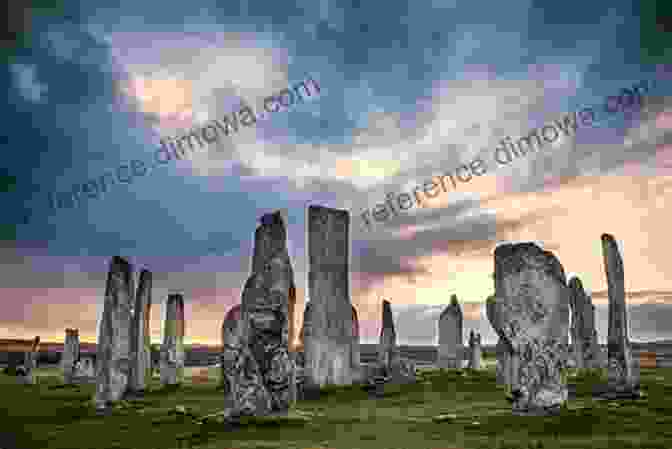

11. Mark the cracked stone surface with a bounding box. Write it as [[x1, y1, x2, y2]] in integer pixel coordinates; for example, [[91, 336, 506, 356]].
[[94, 256, 134, 410], [490, 242, 570, 415], [438, 294, 463, 369], [221, 211, 296, 417]]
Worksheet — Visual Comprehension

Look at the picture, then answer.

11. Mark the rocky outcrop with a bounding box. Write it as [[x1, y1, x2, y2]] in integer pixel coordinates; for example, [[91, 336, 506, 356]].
[[94, 256, 134, 410], [438, 295, 463, 369], [304, 205, 355, 387], [490, 243, 570, 415]]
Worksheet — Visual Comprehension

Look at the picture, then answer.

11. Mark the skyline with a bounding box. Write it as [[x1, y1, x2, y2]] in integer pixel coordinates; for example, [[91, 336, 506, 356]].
[[2, 1, 671, 348]]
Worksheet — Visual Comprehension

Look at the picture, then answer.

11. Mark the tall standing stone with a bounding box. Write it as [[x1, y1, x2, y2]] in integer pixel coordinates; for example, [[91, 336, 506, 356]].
[[599, 233, 639, 398], [378, 300, 396, 374], [304, 205, 354, 387], [161, 293, 185, 386], [128, 269, 152, 394], [94, 256, 134, 410], [468, 330, 482, 370], [221, 211, 295, 417], [438, 295, 463, 369], [568, 276, 602, 370], [62, 328, 80, 384], [491, 243, 570, 415]]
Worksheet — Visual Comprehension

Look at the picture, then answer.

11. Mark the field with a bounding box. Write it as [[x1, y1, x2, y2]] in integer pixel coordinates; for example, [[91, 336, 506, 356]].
[[1, 358, 671, 449]]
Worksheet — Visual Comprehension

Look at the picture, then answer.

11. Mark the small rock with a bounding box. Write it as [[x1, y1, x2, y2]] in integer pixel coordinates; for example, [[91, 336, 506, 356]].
[[432, 413, 457, 422]]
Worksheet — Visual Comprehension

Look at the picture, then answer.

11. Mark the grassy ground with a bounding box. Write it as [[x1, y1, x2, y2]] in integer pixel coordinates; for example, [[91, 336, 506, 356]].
[[1, 362, 671, 449]]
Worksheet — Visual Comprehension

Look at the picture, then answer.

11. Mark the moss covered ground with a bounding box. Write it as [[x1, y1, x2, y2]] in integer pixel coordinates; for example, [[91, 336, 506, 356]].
[[1, 362, 671, 449]]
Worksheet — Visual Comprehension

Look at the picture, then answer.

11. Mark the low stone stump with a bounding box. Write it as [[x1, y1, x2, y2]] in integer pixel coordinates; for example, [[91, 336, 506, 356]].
[[363, 375, 390, 398]]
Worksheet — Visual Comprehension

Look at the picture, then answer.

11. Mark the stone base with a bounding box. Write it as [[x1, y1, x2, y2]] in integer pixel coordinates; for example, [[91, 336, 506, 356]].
[[592, 384, 641, 400], [512, 405, 562, 416]]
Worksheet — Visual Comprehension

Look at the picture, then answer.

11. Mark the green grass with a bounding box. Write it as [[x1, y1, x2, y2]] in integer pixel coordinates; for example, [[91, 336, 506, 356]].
[[1, 365, 671, 449]]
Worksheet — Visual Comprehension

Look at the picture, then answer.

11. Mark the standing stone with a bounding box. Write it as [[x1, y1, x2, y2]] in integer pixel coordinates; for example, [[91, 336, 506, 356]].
[[468, 331, 482, 370], [599, 233, 639, 398], [438, 295, 463, 369], [491, 243, 570, 415], [487, 296, 514, 387], [351, 304, 361, 382], [568, 276, 602, 370], [375, 300, 415, 385], [62, 328, 80, 384], [287, 285, 297, 404], [75, 356, 96, 379], [222, 211, 295, 417], [94, 256, 134, 410], [128, 269, 152, 394], [18, 337, 40, 385], [378, 300, 396, 374], [304, 205, 354, 387], [220, 304, 242, 388], [161, 293, 185, 386]]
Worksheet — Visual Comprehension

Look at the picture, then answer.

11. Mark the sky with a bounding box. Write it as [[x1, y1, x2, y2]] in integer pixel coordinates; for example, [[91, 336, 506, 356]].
[[1, 0, 671, 347]]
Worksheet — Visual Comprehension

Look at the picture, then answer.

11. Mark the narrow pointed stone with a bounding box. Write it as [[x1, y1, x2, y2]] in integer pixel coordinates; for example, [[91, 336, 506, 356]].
[[161, 293, 185, 386], [128, 269, 152, 393], [599, 233, 639, 398], [94, 256, 134, 410], [438, 294, 463, 369], [468, 331, 482, 370], [568, 276, 602, 370], [378, 299, 396, 372]]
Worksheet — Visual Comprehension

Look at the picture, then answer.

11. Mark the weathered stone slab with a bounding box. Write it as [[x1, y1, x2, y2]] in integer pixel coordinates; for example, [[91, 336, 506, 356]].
[[74, 355, 96, 380], [568, 276, 602, 370], [128, 269, 152, 393], [94, 256, 134, 410], [378, 300, 396, 373], [438, 295, 463, 369], [62, 328, 80, 384], [491, 243, 570, 415], [598, 233, 639, 399], [468, 330, 482, 370], [222, 211, 296, 418], [17, 337, 40, 385], [375, 300, 416, 385], [161, 293, 185, 386], [220, 304, 242, 388], [304, 205, 354, 387]]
